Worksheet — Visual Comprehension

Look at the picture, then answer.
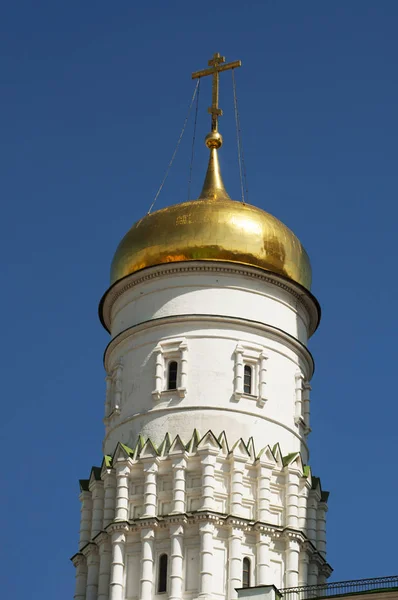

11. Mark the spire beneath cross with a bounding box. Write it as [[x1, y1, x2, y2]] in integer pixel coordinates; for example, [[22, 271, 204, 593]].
[[192, 52, 241, 134], [192, 52, 242, 202]]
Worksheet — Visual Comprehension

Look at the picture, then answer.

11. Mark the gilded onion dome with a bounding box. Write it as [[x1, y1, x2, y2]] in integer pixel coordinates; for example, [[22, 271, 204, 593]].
[[110, 143, 312, 290], [110, 53, 312, 291]]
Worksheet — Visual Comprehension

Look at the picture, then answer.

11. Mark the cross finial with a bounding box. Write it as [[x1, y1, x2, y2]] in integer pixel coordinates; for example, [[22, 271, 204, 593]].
[[191, 53, 242, 202], [192, 52, 242, 140]]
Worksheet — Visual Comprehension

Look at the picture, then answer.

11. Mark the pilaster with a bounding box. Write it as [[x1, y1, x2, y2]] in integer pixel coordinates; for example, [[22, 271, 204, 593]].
[[109, 524, 128, 600], [308, 561, 319, 587], [84, 544, 100, 600], [228, 526, 243, 600], [171, 457, 187, 514], [139, 527, 155, 600], [286, 468, 300, 529], [230, 458, 247, 517], [79, 490, 93, 549], [298, 481, 310, 533], [90, 480, 105, 539], [97, 532, 112, 600], [142, 459, 159, 517], [198, 521, 215, 599], [169, 522, 185, 600], [256, 532, 271, 586], [298, 546, 310, 587], [115, 463, 131, 522], [199, 452, 217, 511], [285, 536, 301, 589], [72, 553, 87, 600], [102, 470, 117, 528], [307, 494, 318, 545], [317, 501, 328, 557]]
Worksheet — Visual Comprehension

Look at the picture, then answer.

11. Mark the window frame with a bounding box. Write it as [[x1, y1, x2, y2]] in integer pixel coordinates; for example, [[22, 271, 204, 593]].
[[234, 343, 268, 407], [152, 338, 188, 400]]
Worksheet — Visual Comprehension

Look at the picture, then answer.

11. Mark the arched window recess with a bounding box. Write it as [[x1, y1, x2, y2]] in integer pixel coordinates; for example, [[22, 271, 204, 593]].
[[167, 361, 178, 390], [242, 557, 251, 588], [244, 364, 253, 395], [157, 553, 168, 593]]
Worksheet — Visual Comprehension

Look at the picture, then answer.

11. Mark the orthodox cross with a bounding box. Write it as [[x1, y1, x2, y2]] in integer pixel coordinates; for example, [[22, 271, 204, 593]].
[[192, 52, 241, 133]]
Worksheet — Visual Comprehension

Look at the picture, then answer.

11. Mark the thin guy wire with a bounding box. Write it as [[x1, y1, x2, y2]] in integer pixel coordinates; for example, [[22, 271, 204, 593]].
[[232, 69, 249, 204], [187, 79, 201, 201], [148, 79, 200, 214]]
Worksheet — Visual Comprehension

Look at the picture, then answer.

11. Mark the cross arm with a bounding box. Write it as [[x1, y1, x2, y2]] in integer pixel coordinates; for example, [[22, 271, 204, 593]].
[[192, 60, 242, 80]]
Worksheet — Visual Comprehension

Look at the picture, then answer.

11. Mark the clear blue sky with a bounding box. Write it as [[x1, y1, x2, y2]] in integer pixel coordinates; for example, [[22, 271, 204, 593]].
[[1, 2, 398, 598]]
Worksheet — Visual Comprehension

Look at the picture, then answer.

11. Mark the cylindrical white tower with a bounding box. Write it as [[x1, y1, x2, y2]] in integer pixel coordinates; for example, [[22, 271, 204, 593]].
[[72, 53, 331, 600], [100, 262, 319, 464]]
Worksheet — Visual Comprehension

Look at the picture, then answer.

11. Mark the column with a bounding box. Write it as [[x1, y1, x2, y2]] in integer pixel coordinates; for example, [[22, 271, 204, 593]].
[[98, 535, 112, 600], [294, 372, 304, 425], [285, 538, 300, 589], [200, 453, 216, 511], [179, 342, 188, 393], [307, 496, 318, 545], [257, 464, 272, 522], [91, 481, 105, 538], [73, 555, 87, 600], [228, 527, 242, 600], [109, 530, 126, 600], [318, 570, 327, 586], [259, 352, 268, 404], [115, 463, 130, 522], [142, 460, 159, 517], [316, 502, 327, 557], [308, 562, 319, 587], [169, 523, 184, 600], [303, 382, 311, 432], [298, 550, 310, 587], [79, 490, 93, 549], [103, 470, 117, 528], [234, 345, 244, 398], [140, 527, 155, 600], [230, 459, 246, 517], [171, 457, 187, 514], [113, 363, 123, 411], [86, 547, 100, 600], [198, 522, 214, 598], [256, 532, 271, 586], [286, 470, 300, 529], [105, 374, 112, 418], [152, 346, 163, 399], [298, 484, 309, 533]]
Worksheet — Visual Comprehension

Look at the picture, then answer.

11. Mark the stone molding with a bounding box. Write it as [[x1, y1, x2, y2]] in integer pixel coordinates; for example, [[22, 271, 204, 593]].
[[103, 313, 314, 378], [99, 261, 320, 335]]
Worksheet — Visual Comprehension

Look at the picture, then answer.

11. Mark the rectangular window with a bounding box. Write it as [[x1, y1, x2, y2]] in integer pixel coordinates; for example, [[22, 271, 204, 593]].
[[244, 365, 252, 395]]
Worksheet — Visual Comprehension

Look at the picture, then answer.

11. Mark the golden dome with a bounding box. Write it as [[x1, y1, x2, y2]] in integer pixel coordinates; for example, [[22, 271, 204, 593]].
[[110, 147, 312, 290]]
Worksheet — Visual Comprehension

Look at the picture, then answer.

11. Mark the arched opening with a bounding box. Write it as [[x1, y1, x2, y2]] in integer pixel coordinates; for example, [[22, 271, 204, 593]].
[[242, 557, 251, 588], [157, 553, 168, 593], [244, 365, 252, 395], [167, 361, 178, 390]]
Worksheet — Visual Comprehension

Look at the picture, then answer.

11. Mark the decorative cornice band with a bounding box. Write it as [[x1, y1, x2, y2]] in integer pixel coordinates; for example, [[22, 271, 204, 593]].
[[82, 512, 331, 570], [103, 313, 315, 378], [99, 261, 321, 335]]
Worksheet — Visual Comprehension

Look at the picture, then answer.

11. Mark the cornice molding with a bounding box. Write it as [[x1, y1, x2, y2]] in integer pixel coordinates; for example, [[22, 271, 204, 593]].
[[99, 261, 320, 336], [93, 511, 330, 570], [103, 313, 315, 378]]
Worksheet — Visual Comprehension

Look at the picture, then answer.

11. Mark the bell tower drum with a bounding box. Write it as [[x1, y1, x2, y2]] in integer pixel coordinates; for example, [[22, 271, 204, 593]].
[[72, 53, 331, 600]]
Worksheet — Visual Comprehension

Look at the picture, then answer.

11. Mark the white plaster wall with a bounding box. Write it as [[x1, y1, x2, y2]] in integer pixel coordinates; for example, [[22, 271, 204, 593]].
[[103, 319, 312, 461], [108, 268, 312, 344]]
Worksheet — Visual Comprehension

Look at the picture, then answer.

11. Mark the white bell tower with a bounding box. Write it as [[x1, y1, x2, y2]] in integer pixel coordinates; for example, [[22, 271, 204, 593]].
[[71, 53, 332, 600]]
